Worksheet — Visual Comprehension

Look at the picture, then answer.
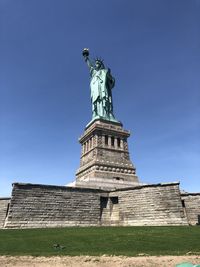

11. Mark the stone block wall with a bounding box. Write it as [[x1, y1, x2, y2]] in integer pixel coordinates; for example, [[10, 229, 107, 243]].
[[108, 183, 188, 226], [4, 182, 190, 228], [5, 183, 103, 228], [0, 198, 10, 228], [181, 193, 200, 225]]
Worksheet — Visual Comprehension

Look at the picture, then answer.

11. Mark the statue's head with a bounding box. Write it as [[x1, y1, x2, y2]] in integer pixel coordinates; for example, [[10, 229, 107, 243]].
[[95, 58, 104, 70]]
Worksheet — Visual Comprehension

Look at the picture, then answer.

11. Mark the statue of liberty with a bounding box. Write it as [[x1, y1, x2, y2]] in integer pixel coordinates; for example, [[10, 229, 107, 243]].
[[82, 48, 118, 123]]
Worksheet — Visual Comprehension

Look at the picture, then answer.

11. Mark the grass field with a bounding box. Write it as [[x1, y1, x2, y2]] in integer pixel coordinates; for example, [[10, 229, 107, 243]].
[[0, 226, 199, 256]]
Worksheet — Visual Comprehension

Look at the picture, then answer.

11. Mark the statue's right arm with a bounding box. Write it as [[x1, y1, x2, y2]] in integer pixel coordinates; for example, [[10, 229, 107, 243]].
[[85, 57, 93, 70], [84, 56, 94, 77]]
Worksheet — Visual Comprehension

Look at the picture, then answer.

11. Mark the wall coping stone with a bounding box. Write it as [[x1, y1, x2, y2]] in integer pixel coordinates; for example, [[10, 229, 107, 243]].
[[181, 192, 200, 196], [12, 182, 181, 194], [12, 182, 108, 193], [112, 181, 180, 192]]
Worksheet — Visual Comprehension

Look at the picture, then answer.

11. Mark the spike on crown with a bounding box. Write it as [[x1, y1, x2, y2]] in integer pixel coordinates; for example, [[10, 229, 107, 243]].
[[95, 57, 104, 64]]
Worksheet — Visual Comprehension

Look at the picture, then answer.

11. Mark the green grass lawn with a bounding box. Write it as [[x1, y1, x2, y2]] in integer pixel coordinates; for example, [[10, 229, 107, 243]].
[[0, 226, 199, 256]]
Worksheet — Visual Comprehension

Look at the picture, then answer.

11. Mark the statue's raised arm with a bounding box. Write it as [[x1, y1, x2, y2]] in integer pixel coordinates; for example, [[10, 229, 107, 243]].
[[82, 48, 93, 73], [82, 48, 118, 123]]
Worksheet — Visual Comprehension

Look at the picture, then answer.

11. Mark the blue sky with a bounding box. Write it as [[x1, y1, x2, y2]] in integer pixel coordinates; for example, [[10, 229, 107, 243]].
[[0, 0, 200, 197]]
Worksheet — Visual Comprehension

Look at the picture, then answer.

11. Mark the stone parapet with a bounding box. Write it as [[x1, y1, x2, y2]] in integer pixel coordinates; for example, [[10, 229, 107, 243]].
[[108, 182, 188, 226], [4, 182, 189, 228], [0, 198, 10, 228], [4, 183, 104, 229], [181, 193, 200, 225]]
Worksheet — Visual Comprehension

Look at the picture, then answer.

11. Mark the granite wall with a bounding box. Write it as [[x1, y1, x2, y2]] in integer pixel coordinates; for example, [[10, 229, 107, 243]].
[[181, 193, 200, 225], [4, 182, 189, 228], [107, 183, 188, 226], [5, 183, 104, 228], [0, 198, 10, 228]]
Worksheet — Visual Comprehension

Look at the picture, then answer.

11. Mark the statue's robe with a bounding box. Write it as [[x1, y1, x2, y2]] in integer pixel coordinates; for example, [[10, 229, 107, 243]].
[[90, 68, 114, 118], [90, 69, 108, 102]]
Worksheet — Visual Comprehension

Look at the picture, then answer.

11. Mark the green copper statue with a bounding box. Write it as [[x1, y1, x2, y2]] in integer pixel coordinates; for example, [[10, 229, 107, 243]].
[[82, 48, 118, 123]]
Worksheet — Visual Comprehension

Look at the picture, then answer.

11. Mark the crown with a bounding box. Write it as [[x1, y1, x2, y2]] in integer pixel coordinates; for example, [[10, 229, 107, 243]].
[[95, 57, 104, 64]]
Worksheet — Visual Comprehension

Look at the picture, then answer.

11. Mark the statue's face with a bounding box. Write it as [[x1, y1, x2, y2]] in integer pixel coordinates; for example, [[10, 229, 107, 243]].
[[95, 61, 101, 70]]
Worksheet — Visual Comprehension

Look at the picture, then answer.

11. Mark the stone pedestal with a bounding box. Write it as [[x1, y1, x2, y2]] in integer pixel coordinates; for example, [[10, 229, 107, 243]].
[[75, 119, 139, 189]]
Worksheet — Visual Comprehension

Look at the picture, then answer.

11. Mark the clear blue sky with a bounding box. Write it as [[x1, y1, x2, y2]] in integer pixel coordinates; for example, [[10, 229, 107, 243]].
[[0, 0, 200, 197]]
